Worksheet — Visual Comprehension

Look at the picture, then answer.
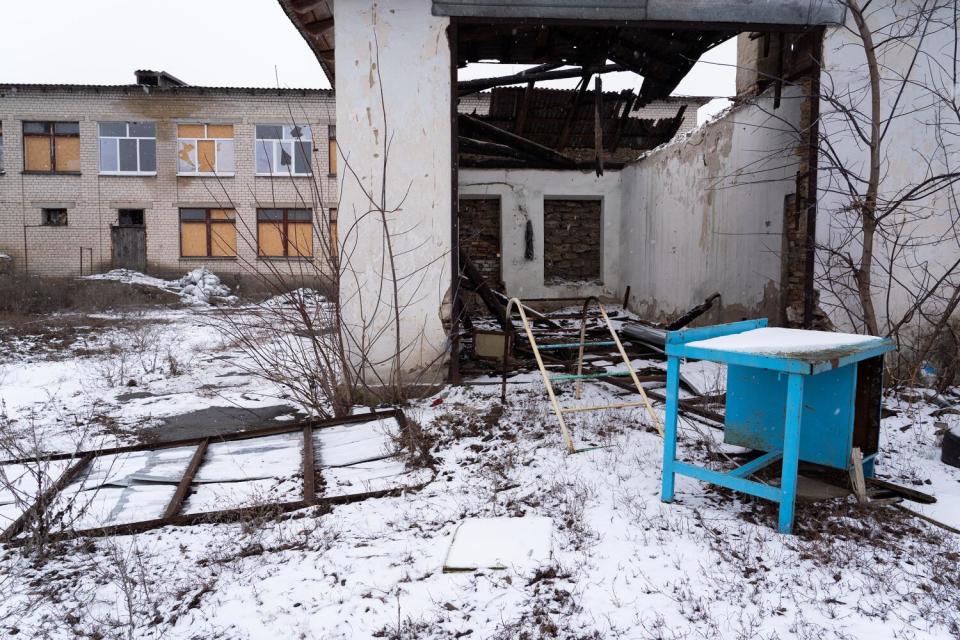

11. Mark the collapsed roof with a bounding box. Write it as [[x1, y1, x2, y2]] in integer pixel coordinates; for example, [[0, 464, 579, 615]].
[[459, 87, 697, 167]]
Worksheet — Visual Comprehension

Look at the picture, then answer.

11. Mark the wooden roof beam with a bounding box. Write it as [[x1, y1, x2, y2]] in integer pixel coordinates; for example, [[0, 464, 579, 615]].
[[459, 113, 579, 168]]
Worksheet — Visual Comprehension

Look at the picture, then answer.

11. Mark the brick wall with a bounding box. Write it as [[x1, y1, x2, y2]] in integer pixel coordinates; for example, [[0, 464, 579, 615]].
[[543, 198, 601, 283], [458, 197, 501, 313], [0, 85, 337, 282], [458, 197, 501, 285]]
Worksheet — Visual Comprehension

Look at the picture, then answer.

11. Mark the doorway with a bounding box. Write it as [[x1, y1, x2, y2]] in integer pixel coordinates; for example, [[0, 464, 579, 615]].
[[111, 209, 146, 272]]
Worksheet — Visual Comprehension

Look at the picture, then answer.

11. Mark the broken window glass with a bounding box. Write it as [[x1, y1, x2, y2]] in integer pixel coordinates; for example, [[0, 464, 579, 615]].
[[177, 124, 235, 175], [255, 124, 312, 175]]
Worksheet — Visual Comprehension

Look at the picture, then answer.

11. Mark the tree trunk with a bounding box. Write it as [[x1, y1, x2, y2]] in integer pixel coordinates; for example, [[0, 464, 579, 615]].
[[849, 0, 883, 336]]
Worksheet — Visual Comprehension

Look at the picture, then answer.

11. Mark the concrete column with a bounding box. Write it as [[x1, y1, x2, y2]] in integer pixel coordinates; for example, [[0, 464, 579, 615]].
[[334, 0, 453, 384]]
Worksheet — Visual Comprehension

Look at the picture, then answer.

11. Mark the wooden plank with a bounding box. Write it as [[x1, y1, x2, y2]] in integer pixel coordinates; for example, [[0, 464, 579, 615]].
[[0, 453, 93, 543], [459, 114, 578, 168], [556, 73, 591, 151], [303, 426, 316, 505], [162, 439, 208, 520]]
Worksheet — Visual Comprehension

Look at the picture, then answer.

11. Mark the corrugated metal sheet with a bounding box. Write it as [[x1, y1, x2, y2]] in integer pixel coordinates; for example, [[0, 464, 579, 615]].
[[434, 0, 846, 25]]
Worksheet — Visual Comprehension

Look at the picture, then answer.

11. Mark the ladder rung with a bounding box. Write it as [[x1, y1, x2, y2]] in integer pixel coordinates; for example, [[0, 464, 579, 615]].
[[550, 371, 632, 382], [559, 401, 646, 414], [535, 341, 617, 351]]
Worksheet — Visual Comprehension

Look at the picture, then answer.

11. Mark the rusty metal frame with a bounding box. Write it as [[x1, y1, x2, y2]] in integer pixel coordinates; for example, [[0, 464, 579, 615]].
[[0, 409, 432, 544]]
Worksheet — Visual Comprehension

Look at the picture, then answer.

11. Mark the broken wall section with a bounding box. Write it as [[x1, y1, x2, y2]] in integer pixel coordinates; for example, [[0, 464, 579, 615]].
[[459, 168, 622, 300], [619, 85, 804, 324]]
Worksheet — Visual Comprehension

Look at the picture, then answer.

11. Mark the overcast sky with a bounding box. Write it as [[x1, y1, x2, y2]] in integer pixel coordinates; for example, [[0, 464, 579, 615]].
[[0, 0, 737, 99]]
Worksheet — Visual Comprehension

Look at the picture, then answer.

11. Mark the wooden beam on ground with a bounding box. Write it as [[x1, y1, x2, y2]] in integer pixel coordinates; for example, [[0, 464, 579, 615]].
[[303, 426, 317, 505], [461, 252, 509, 331], [163, 439, 208, 520], [459, 114, 578, 168], [0, 453, 94, 543]]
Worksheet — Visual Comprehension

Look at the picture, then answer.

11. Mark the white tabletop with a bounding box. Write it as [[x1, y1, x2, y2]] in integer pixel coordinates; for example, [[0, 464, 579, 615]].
[[685, 327, 882, 358]]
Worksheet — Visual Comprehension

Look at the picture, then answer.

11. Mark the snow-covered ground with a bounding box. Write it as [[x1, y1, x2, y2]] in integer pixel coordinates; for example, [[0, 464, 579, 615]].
[[0, 300, 958, 639]]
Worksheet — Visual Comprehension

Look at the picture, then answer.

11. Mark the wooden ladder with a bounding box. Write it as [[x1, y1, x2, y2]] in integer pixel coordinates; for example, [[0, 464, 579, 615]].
[[501, 297, 664, 453]]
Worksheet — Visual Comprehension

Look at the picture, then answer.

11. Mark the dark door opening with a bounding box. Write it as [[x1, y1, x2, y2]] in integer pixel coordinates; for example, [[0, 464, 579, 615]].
[[112, 209, 146, 272], [458, 197, 502, 312]]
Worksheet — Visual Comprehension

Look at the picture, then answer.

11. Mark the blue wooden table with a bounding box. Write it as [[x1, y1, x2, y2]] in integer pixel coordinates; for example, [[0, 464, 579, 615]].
[[660, 318, 895, 534]]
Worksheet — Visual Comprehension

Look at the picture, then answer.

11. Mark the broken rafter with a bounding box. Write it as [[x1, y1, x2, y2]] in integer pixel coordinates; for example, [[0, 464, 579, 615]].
[[515, 81, 535, 137], [458, 63, 623, 96], [459, 114, 578, 168], [608, 90, 637, 153], [556, 72, 592, 152], [594, 76, 604, 177], [304, 16, 334, 34], [458, 136, 562, 167]]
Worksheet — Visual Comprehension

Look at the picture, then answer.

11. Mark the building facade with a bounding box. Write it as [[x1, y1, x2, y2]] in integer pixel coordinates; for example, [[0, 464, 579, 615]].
[[0, 71, 337, 283]]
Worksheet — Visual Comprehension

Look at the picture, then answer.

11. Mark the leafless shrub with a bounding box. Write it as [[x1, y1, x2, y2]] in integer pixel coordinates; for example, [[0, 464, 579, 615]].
[[0, 402, 111, 558]]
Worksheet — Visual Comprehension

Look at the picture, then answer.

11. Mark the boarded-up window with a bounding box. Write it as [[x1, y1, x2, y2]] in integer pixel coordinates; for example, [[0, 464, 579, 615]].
[[255, 124, 312, 175], [543, 198, 602, 283], [179, 208, 237, 257], [177, 124, 235, 175], [23, 121, 80, 173], [257, 209, 313, 258], [328, 125, 336, 175]]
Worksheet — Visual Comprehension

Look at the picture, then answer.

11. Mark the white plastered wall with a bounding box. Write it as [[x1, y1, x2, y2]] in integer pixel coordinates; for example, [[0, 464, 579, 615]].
[[618, 87, 803, 323], [458, 168, 622, 300], [817, 0, 960, 332], [334, 0, 452, 381]]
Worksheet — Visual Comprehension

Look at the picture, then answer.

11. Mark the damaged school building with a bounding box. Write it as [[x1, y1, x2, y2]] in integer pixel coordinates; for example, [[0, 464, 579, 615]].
[[0, 70, 339, 279], [0, 70, 702, 282], [279, 0, 960, 381]]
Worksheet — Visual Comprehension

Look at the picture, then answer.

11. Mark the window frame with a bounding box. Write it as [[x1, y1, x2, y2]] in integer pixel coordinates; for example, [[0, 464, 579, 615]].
[[256, 208, 314, 258], [98, 121, 157, 176], [22, 121, 81, 174], [176, 123, 236, 177], [329, 207, 338, 258], [178, 208, 237, 258], [41, 208, 68, 227], [328, 125, 337, 176], [254, 124, 314, 177]]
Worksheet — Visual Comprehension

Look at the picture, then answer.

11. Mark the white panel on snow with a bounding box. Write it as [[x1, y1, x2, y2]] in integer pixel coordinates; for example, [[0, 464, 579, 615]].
[[313, 418, 399, 467], [443, 517, 553, 572]]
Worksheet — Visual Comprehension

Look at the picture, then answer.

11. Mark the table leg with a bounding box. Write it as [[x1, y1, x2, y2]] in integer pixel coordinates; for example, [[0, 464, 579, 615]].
[[661, 356, 680, 503], [778, 373, 805, 534]]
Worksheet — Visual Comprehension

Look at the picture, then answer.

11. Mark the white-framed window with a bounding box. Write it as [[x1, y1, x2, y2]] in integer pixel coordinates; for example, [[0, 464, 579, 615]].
[[176, 123, 235, 176], [98, 121, 156, 175], [255, 124, 312, 176]]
